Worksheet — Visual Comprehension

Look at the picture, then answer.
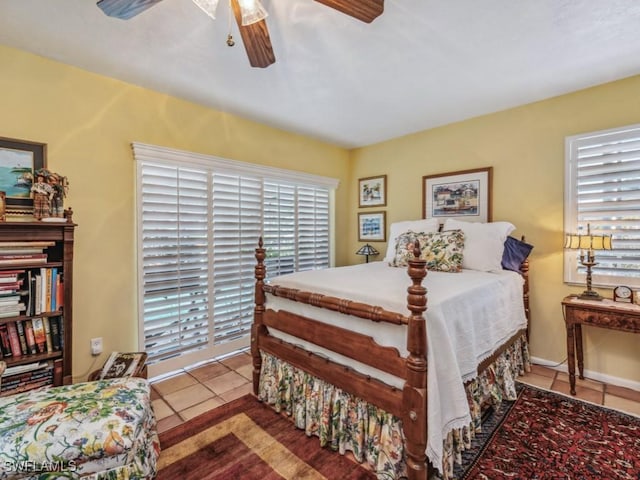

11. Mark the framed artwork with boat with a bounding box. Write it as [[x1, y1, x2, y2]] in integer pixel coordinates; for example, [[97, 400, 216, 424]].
[[423, 167, 492, 223], [0, 137, 47, 216]]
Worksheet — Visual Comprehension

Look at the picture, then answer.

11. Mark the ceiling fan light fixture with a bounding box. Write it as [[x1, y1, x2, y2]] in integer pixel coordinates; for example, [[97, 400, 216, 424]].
[[237, 0, 268, 26], [192, 0, 220, 19]]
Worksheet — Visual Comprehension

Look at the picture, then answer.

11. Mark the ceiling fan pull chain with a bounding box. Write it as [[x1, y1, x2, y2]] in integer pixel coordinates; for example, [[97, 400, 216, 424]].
[[226, 0, 235, 47]]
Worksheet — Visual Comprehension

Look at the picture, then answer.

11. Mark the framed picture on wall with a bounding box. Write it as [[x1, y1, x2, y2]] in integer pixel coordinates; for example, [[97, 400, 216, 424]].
[[422, 167, 492, 222], [358, 211, 386, 242], [0, 137, 47, 216], [358, 175, 387, 208]]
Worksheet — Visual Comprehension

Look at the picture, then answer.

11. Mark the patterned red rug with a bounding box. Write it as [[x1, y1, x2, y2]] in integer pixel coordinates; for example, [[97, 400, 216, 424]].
[[460, 384, 640, 480], [156, 394, 375, 480]]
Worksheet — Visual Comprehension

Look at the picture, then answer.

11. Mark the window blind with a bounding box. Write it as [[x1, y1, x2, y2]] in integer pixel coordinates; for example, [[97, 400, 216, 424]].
[[134, 143, 338, 375], [139, 162, 211, 364], [565, 123, 640, 287], [211, 173, 262, 345]]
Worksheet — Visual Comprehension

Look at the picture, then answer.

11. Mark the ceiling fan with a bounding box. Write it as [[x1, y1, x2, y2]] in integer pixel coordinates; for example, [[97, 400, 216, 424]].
[[96, 0, 384, 68]]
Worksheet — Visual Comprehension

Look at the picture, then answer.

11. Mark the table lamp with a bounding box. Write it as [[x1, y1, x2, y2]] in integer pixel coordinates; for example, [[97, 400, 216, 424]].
[[564, 224, 612, 300], [355, 243, 379, 263]]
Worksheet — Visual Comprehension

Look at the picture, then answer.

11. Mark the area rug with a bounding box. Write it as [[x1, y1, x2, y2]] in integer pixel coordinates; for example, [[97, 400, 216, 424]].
[[458, 383, 640, 480], [157, 387, 640, 480], [156, 394, 376, 479]]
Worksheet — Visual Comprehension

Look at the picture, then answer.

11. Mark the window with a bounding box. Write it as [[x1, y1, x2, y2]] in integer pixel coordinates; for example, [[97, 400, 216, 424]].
[[134, 143, 338, 376], [565, 123, 640, 288]]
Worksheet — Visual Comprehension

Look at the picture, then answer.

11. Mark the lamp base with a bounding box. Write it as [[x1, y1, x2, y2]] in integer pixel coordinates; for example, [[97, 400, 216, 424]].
[[578, 290, 603, 301]]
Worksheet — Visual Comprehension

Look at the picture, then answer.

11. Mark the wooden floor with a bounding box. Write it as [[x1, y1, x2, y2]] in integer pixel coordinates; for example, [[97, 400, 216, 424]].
[[150, 354, 640, 435]]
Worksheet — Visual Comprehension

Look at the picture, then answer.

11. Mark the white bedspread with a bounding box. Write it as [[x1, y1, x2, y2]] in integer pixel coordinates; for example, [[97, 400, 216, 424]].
[[264, 261, 527, 473]]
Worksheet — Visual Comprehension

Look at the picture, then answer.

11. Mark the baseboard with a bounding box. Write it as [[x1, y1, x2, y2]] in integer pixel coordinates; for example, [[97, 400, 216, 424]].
[[530, 356, 640, 392]]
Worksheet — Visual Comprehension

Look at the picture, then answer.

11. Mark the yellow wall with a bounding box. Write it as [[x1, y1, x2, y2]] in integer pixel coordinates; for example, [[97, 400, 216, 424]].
[[350, 75, 640, 386], [0, 45, 350, 380]]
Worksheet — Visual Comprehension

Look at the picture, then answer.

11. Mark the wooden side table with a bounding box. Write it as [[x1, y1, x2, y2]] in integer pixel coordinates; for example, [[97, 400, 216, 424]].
[[562, 296, 640, 395]]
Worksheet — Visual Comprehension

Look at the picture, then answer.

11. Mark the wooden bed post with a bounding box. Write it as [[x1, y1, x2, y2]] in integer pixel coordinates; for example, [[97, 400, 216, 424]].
[[403, 240, 429, 480], [252, 237, 268, 396]]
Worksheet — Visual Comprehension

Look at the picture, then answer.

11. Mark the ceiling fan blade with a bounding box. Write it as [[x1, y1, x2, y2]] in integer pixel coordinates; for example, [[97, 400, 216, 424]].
[[230, 0, 276, 68], [97, 0, 164, 20], [314, 0, 383, 23]]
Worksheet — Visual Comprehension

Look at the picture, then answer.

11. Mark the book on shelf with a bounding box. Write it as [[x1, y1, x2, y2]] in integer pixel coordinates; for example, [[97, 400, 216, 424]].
[[0, 270, 25, 283], [55, 273, 63, 309], [0, 302, 25, 315], [0, 253, 47, 265], [0, 372, 54, 396], [40, 267, 48, 313], [0, 241, 55, 248], [0, 247, 48, 255], [2, 360, 50, 377], [31, 318, 47, 354], [15, 320, 28, 356], [0, 294, 21, 306], [99, 351, 147, 380], [34, 274, 42, 315], [0, 281, 23, 292], [0, 379, 52, 396], [50, 267, 57, 312], [0, 324, 11, 357], [1, 365, 53, 387], [1, 374, 53, 392], [42, 317, 54, 353], [28, 271, 36, 316], [23, 319, 38, 355], [44, 268, 53, 312], [6, 322, 22, 358], [50, 317, 61, 351]]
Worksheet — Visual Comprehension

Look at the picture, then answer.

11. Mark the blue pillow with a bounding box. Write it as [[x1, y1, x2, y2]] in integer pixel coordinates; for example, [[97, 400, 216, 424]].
[[501, 236, 533, 272]]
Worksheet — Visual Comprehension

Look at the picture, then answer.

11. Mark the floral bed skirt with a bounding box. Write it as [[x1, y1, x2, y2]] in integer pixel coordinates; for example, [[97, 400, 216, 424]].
[[258, 334, 530, 480], [0, 377, 160, 480]]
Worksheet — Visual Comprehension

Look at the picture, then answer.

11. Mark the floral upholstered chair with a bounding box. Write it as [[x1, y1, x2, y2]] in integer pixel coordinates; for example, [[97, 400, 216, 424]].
[[0, 369, 160, 480]]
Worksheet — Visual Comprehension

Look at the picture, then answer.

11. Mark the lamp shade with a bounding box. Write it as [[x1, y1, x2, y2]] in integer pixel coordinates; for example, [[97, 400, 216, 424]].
[[564, 233, 613, 250], [356, 244, 379, 256]]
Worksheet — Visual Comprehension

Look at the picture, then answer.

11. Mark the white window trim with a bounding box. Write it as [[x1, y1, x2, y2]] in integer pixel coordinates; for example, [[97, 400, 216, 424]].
[[132, 142, 340, 189]]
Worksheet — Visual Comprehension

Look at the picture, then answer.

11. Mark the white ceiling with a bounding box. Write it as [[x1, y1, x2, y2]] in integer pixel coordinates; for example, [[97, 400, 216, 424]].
[[2, 0, 640, 148]]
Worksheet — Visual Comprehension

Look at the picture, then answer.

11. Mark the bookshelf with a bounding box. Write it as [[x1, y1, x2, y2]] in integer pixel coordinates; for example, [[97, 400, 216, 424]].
[[0, 211, 75, 396]]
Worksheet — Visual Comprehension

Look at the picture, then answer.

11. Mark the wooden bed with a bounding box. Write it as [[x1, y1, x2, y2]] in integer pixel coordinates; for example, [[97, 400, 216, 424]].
[[250, 238, 530, 480]]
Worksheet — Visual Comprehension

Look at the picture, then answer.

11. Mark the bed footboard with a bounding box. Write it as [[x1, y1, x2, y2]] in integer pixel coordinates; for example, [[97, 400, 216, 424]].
[[252, 238, 431, 480]]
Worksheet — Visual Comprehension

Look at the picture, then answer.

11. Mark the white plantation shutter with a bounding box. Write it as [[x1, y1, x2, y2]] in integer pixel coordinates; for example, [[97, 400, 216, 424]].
[[134, 143, 338, 376], [211, 174, 262, 344], [139, 163, 211, 365], [297, 186, 330, 270], [565, 123, 640, 287], [263, 182, 296, 276], [262, 182, 330, 276]]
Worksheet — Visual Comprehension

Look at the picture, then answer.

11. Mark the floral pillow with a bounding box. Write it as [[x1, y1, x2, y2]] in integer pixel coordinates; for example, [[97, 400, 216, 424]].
[[389, 229, 465, 272]]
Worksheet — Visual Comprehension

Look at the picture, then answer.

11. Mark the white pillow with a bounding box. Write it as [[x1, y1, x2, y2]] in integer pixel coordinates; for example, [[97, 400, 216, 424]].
[[443, 219, 515, 272], [383, 218, 440, 263]]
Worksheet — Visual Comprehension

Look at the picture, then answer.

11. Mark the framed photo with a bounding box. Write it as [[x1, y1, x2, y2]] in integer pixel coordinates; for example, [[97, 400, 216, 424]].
[[358, 211, 386, 242], [358, 175, 387, 208], [422, 167, 493, 223], [0, 137, 47, 216]]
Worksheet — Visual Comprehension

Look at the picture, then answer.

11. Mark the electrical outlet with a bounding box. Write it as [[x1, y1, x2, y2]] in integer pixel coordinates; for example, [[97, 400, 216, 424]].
[[90, 337, 103, 356]]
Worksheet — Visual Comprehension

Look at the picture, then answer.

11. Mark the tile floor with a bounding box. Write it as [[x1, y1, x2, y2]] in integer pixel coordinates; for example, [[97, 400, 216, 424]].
[[150, 349, 254, 433], [151, 354, 640, 434], [518, 363, 640, 416]]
